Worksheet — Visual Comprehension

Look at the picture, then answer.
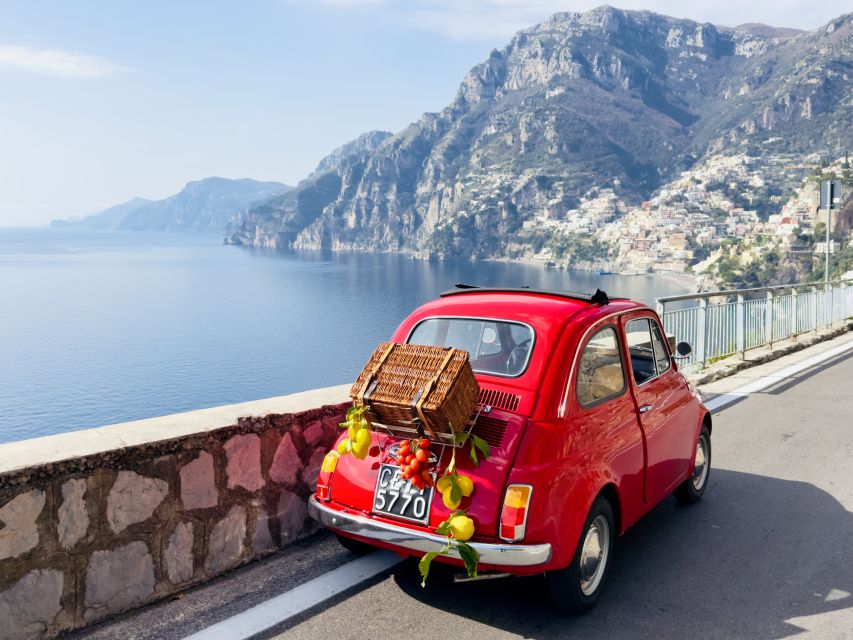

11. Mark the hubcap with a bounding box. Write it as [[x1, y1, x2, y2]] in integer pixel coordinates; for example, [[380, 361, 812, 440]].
[[579, 514, 610, 596], [691, 435, 709, 491]]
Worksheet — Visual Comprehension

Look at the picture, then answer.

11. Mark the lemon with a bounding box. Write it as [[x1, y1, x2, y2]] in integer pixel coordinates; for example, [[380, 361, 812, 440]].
[[352, 428, 371, 459], [442, 491, 461, 510], [436, 475, 451, 493], [448, 514, 475, 541], [456, 474, 474, 497], [337, 439, 350, 455], [347, 423, 359, 441]]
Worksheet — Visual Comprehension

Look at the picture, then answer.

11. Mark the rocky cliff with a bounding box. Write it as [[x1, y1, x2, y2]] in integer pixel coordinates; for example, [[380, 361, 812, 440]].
[[228, 7, 853, 261]]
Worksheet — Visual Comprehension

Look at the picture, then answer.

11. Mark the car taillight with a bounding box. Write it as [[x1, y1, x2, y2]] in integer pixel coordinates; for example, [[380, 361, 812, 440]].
[[499, 484, 532, 542], [316, 451, 339, 502]]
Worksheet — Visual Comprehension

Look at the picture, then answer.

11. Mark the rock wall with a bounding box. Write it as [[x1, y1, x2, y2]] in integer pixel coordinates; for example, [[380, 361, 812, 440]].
[[0, 390, 349, 640]]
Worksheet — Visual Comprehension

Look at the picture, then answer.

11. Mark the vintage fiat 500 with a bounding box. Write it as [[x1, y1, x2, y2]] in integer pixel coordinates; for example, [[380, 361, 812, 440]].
[[309, 286, 711, 612]]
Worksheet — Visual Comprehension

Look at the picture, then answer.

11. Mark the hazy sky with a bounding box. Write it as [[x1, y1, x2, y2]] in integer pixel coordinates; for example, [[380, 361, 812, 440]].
[[0, 1, 847, 226]]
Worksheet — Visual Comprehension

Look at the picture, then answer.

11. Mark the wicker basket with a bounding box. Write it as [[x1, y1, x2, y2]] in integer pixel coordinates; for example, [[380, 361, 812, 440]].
[[350, 342, 480, 441]]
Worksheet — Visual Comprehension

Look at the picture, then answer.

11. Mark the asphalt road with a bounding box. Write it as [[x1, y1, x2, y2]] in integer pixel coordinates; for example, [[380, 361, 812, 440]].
[[268, 348, 853, 640]]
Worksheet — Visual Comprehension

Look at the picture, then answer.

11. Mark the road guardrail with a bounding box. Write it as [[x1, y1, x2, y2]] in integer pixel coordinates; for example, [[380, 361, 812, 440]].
[[656, 279, 853, 369]]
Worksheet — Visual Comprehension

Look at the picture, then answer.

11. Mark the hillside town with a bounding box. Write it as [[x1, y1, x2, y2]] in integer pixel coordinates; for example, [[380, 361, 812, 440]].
[[522, 152, 852, 284]]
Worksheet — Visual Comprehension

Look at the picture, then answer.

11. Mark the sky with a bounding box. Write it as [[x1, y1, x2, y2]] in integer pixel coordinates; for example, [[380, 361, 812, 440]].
[[0, 1, 847, 226]]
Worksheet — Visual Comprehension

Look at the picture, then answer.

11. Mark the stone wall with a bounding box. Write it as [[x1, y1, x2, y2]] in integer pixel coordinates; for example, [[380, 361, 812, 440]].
[[0, 387, 350, 640]]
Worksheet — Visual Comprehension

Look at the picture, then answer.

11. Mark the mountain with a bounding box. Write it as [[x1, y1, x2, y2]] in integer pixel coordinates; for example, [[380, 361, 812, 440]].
[[54, 178, 290, 233], [228, 7, 853, 261], [50, 197, 152, 230], [229, 131, 392, 248]]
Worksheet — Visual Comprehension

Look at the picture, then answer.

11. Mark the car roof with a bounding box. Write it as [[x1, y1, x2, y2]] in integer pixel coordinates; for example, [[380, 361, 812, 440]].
[[390, 287, 650, 396], [399, 287, 647, 336]]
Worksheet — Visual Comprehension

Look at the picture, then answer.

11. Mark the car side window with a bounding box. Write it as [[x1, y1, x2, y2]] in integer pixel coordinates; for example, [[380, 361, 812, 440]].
[[650, 320, 671, 376], [576, 327, 626, 407], [626, 317, 671, 384], [626, 318, 656, 384]]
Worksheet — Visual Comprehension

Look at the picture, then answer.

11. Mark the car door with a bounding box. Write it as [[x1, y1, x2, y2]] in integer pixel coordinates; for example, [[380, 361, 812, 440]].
[[622, 312, 696, 505], [570, 323, 646, 530]]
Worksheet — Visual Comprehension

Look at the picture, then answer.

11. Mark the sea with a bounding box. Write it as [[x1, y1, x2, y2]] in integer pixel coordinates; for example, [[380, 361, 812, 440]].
[[0, 228, 692, 444]]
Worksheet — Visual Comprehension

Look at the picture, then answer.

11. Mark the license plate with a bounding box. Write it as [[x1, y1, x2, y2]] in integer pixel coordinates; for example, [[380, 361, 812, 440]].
[[372, 464, 434, 524]]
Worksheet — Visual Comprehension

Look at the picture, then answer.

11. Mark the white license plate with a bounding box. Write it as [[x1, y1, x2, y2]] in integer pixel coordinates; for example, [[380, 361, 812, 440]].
[[372, 464, 434, 524]]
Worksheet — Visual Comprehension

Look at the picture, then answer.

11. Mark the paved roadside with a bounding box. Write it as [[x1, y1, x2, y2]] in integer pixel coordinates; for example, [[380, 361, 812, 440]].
[[62, 533, 359, 640]]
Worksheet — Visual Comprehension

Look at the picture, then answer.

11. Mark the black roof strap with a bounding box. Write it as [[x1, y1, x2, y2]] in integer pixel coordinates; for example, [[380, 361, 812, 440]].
[[440, 284, 613, 305]]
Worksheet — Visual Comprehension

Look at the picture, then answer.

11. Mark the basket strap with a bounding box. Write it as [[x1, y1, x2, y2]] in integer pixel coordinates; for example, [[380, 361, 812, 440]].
[[356, 343, 396, 406], [412, 348, 457, 439]]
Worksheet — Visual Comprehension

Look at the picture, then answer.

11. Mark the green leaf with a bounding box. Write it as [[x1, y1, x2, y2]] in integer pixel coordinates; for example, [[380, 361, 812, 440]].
[[419, 552, 440, 587], [471, 434, 490, 459], [453, 432, 469, 446], [435, 520, 451, 536], [469, 445, 479, 467], [456, 542, 479, 579], [346, 406, 359, 420], [447, 453, 457, 474], [449, 475, 461, 504]]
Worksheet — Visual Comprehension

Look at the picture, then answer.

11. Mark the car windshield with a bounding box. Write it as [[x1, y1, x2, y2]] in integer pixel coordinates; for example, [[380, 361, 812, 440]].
[[407, 318, 534, 377]]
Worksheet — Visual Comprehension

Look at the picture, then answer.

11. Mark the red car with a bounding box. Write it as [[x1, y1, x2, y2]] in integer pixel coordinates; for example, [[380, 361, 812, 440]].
[[309, 285, 711, 612]]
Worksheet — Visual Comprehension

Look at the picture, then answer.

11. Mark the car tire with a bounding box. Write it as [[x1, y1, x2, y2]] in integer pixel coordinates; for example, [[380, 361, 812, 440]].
[[675, 424, 711, 504], [546, 496, 615, 614], [336, 534, 373, 555]]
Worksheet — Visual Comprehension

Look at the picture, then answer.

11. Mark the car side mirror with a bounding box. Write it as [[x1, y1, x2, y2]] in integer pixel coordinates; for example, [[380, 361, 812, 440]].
[[673, 342, 692, 359]]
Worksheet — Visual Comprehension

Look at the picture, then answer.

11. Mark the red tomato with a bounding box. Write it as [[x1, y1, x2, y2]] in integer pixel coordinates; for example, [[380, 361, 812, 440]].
[[419, 438, 431, 449], [405, 454, 414, 464], [415, 449, 428, 463]]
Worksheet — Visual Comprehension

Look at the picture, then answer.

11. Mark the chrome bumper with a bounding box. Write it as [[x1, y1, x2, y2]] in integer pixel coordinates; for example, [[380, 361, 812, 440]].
[[308, 496, 552, 567]]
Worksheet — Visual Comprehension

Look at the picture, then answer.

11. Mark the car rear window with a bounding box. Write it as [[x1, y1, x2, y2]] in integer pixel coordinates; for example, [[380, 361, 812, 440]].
[[407, 318, 535, 377]]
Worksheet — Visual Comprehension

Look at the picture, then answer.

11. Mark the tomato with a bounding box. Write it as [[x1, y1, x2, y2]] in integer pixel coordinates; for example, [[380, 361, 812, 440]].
[[415, 449, 428, 463], [419, 438, 431, 449], [405, 454, 414, 464], [396, 455, 405, 465], [409, 460, 421, 474], [412, 475, 425, 490]]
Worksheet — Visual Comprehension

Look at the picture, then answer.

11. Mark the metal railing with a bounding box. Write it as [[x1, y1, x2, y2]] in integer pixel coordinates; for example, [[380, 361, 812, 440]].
[[656, 279, 853, 370]]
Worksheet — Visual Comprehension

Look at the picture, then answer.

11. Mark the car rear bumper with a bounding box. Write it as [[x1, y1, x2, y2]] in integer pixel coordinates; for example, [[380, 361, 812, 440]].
[[308, 496, 552, 567]]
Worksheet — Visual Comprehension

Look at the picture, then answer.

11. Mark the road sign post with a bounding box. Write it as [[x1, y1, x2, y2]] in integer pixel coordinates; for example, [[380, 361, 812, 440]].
[[820, 180, 843, 283]]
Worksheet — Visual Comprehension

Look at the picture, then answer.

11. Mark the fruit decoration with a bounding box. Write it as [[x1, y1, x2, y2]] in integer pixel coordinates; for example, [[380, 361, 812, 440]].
[[418, 510, 479, 587], [334, 403, 492, 586], [337, 406, 372, 459]]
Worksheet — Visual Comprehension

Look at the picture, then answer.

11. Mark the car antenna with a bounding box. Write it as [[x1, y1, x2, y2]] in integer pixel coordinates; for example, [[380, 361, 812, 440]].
[[590, 289, 609, 305]]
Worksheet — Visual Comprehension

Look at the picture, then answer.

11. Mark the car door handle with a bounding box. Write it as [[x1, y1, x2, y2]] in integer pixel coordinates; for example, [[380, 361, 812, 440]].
[[639, 404, 653, 414]]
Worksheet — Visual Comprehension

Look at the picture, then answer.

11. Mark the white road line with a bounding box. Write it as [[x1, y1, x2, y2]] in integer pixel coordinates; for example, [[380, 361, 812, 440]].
[[704, 337, 853, 412], [184, 335, 853, 640], [182, 550, 403, 640]]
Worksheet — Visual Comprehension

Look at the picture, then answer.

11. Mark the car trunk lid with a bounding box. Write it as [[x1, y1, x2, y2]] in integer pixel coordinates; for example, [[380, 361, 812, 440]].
[[328, 407, 528, 539]]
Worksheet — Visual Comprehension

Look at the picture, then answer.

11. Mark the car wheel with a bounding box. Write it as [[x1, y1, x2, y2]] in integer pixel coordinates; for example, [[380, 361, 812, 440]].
[[336, 534, 373, 555], [675, 424, 711, 504], [546, 496, 615, 614]]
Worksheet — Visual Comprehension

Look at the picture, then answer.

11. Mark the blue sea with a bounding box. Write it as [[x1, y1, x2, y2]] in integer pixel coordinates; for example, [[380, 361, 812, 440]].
[[0, 228, 690, 444]]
